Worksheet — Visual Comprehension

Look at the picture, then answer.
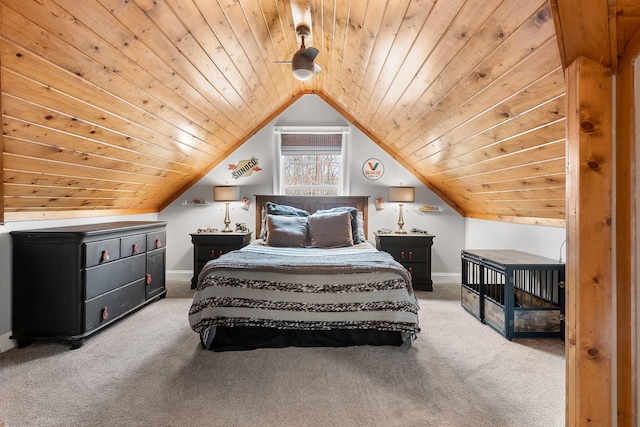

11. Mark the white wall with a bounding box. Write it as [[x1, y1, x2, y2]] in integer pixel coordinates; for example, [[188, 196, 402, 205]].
[[0, 213, 158, 352], [465, 218, 566, 262], [159, 94, 466, 282]]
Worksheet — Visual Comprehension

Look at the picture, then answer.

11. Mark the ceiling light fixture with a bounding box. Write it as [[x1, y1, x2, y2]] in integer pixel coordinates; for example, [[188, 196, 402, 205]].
[[291, 24, 320, 81]]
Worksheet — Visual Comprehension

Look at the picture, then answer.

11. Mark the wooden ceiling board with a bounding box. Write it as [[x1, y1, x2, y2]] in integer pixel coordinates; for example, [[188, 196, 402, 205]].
[[370, 0, 497, 138], [1, 0, 623, 225], [382, 2, 555, 151]]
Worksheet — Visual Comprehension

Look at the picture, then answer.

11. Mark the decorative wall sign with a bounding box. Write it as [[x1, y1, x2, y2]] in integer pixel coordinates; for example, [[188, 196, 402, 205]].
[[362, 158, 384, 180], [229, 157, 261, 179]]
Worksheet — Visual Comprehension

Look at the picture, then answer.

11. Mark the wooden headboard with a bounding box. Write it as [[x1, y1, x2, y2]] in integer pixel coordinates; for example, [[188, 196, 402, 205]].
[[255, 195, 370, 240]]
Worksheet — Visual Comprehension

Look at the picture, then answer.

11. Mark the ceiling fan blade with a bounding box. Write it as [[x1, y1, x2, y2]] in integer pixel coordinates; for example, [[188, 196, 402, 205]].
[[313, 63, 321, 74], [300, 46, 319, 61]]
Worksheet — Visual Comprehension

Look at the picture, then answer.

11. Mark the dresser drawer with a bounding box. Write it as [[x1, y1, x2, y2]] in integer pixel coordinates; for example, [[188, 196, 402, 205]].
[[147, 230, 166, 250], [120, 233, 147, 258], [85, 278, 146, 332], [85, 238, 121, 267], [85, 254, 146, 300], [146, 248, 166, 299], [384, 246, 427, 262]]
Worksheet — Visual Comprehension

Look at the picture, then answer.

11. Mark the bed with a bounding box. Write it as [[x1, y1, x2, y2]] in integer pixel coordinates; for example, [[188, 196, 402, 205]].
[[188, 195, 420, 351]]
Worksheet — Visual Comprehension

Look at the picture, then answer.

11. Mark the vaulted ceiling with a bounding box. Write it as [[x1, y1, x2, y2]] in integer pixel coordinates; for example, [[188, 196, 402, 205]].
[[0, 0, 638, 224]]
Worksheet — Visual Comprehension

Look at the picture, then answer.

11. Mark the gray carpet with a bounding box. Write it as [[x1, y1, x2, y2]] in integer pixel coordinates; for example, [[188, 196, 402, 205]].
[[0, 282, 564, 426]]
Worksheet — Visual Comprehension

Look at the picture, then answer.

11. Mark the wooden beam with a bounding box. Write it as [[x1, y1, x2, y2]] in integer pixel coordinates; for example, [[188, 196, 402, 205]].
[[615, 28, 640, 427], [0, 4, 4, 224], [550, 0, 613, 70], [565, 55, 613, 427]]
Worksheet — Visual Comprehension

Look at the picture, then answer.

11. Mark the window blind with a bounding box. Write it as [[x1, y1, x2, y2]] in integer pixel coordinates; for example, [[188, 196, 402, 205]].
[[280, 134, 342, 156]]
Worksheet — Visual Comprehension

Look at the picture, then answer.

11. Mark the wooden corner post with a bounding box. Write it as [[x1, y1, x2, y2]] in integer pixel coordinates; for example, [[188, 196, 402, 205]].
[[565, 55, 613, 426]]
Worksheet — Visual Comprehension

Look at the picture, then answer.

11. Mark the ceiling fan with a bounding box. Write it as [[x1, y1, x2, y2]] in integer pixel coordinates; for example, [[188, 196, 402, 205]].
[[279, 24, 321, 81]]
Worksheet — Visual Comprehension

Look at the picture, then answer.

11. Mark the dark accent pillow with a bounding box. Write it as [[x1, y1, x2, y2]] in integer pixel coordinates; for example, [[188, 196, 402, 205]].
[[266, 214, 308, 247], [267, 202, 310, 217], [308, 210, 354, 248], [315, 207, 364, 243], [260, 202, 310, 239]]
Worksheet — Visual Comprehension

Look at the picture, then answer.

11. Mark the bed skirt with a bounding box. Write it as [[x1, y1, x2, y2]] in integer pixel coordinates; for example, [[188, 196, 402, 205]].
[[200, 326, 404, 352]]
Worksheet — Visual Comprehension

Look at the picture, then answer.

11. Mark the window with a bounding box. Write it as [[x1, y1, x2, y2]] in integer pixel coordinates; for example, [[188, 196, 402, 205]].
[[274, 126, 349, 195]]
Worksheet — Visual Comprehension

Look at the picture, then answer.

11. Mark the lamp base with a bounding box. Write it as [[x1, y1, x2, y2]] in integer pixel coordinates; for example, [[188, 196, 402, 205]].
[[222, 202, 233, 232], [395, 203, 407, 234]]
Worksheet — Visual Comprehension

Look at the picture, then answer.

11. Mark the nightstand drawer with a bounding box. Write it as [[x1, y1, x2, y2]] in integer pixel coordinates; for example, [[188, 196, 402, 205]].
[[196, 244, 238, 261], [384, 246, 427, 262], [400, 262, 427, 279]]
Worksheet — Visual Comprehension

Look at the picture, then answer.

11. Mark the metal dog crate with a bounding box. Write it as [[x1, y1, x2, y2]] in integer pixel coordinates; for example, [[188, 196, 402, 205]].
[[461, 250, 565, 339]]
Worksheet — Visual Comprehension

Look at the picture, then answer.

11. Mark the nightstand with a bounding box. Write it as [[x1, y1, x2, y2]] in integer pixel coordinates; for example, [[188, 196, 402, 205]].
[[190, 231, 252, 289], [375, 232, 435, 291]]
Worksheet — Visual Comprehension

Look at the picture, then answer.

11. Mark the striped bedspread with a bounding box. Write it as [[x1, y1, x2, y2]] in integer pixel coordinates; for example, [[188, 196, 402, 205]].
[[188, 242, 420, 348]]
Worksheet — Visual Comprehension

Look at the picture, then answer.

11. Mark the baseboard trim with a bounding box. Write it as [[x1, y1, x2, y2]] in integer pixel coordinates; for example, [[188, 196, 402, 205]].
[[0, 331, 15, 353]]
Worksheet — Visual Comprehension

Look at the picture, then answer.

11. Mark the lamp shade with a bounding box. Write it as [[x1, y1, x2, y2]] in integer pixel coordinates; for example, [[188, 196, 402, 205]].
[[388, 186, 415, 203], [213, 186, 241, 202]]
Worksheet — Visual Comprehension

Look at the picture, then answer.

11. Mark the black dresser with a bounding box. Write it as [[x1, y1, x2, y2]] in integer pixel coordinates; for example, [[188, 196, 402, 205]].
[[190, 231, 252, 289], [375, 232, 435, 291], [11, 221, 167, 349]]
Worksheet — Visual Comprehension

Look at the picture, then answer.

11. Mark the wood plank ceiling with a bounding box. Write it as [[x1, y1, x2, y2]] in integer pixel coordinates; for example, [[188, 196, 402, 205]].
[[0, 0, 637, 224]]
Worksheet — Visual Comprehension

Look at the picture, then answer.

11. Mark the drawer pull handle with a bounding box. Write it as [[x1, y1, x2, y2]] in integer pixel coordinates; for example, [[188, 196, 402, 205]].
[[100, 250, 109, 263], [101, 307, 109, 320], [409, 251, 413, 260], [400, 251, 405, 259], [218, 250, 223, 257], [155, 239, 162, 249], [408, 267, 413, 275], [132, 243, 140, 254], [146, 274, 152, 285]]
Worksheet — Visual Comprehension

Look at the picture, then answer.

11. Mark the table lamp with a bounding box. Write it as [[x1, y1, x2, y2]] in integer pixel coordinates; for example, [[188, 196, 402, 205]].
[[388, 186, 415, 234], [213, 186, 241, 232]]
